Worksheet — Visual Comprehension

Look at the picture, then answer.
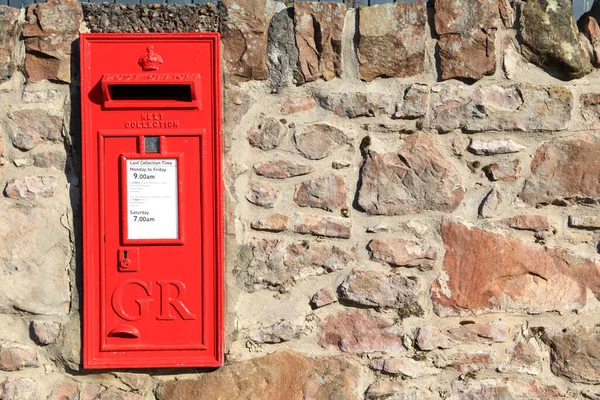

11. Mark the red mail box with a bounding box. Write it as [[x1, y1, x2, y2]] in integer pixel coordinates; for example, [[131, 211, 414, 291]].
[[80, 33, 223, 369]]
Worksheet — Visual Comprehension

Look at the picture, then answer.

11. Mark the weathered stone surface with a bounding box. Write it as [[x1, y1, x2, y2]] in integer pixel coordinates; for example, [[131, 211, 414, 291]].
[[253, 160, 314, 179], [358, 134, 464, 215], [434, 350, 494, 373], [221, 0, 270, 82], [580, 14, 600, 68], [366, 382, 434, 400], [50, 316, 80, 371], [281, 96, 316, 115], [0, 205, 70, 315], [83, 3, 219, 33], [0, 342, 38, 371], [415, 325, 454, 351], [248, 320, 304, 343], [315, 92, 394, 118], [79, 383, 105, 400], [394, 84, 429, 119], [267, 8, 298, 93], [362, 122, 416, 135], [521, 134, 600, 205], [7, 110, 63, 151], [432, 84, 573, 133], [294, 175, 346, 211], [541, 326, 600, 384], [371, 357, 440, 379], [294, 214, 351, 239], [319, 309, 404, 354], [32, 150, 67, 170], [48, 381, 79, 400], [31, 320, 61, 345], [504, 215, 550, 231], [434, 0, 500, 80], [235, 239, 353, 292], [310, 287, 337, 309], [581, 93, 600, 122], [520, 0, 592, 80], [468, 139, 526, 155], [0, 7, 20, 82], [448, 321, 507, 343], [224, 89, 255, 136], [503, 36, 522, 80], [5, 176, 59, 200], [358, 2, 426, 82], [479, 188, 501, 219], [433, 222, 600, 316], [294, 2, 346, 82], [246, 182, 278, 208], [22, 0, 82, 83], [0, 378, 37, 400], [569, 215, 600, 229], [98, 389, 144, 400], [294, 123, 351, 160], [449, 379, 566, 400], [338, 269, 421, 310], [483, 160, 522, 182], [367, 238, 436, 270], [115, 373, 152, 391], [157, 350, 361, 400], [499, 334, 544, 375], [248, 116, 288, 150], [250, 214, 288, 232]]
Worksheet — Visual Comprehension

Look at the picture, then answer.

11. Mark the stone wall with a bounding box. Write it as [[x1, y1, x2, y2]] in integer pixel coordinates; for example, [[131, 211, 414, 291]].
[[2, 0, 600, 398]]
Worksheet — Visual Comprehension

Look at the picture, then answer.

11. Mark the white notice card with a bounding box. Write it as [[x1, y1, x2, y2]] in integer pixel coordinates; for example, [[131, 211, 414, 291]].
[[126, 158, 179, 240]]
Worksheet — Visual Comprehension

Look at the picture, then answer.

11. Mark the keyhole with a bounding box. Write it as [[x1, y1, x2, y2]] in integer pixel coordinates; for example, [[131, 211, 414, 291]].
[[123, 250, 128, 259]]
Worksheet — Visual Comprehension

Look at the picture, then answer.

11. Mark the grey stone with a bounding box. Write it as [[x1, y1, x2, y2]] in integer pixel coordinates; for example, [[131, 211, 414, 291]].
[[479, 188, 501, 219], [315, 92, 394, 118], [569, 215, 600, 229], [248, 116, 288, 151], [267, 8, 298, 93], [294, 123, 351, 160], [248, 320, 304, 344], [5, 176, 59, 200], [394, 84, 429, 119], [432, 84, 573, 133], [542, 326, 600, 383], [310, 288, 337, 309], [0, 378, 37, 400], [338, 269, 421, 311], [246, 182, 279, 208], [0, 342, 38, 372], [468, 139, 526, 155], [294, 175, 346, 212], [520, 0, 592, 80], [371, 357, 440, 379], [31, 321, 61, 345], [415, 325, 454, 351], [358, 134, 464, 215]]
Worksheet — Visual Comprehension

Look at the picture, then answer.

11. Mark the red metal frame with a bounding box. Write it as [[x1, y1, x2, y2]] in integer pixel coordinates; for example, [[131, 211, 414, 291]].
[[80, 33, 223, 369]]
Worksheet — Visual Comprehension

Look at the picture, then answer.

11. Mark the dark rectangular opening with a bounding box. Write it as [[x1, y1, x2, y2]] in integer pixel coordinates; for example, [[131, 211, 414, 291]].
[[109, 84, 193, 102]]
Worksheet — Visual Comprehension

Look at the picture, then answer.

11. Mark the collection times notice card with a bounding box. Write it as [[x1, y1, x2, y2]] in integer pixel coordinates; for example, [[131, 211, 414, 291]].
[[126, 158, 179, 240]]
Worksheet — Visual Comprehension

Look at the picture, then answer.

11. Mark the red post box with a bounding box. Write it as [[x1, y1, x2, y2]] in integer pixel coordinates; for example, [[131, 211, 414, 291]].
[[80, 33, 223, 369]]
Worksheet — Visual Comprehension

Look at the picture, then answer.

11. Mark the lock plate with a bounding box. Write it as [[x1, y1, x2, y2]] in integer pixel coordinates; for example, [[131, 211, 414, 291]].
[[118, 248, 139, 272]]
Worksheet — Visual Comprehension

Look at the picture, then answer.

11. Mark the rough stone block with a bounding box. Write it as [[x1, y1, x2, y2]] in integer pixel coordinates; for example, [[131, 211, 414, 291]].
[[520, 0, 592, 80], [253, 160, 314, 179], [0, 342, 38, 372], [434, 0, 500, 81], [357, 134, 464, 215], [294, 2, 346, 82], [433, 222, 600, 316], [0, 7, 20, 83], [521, 134, 600, 205], [294, 175, 346, 212], [432, 84, 573, 133], [367, 238, 436, 270], [293, 214, 351, 239], [294, 123, 351, 160], [358, 2, 426, 82], [22, 0, 82, 83]]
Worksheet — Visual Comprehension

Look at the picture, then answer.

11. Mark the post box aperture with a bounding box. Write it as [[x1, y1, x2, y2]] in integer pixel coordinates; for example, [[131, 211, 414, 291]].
[[80, 33, 223, 369]]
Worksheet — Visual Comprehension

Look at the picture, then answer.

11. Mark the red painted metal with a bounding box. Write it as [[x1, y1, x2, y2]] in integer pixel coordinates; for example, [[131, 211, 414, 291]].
[[80, 33, 223, 369]]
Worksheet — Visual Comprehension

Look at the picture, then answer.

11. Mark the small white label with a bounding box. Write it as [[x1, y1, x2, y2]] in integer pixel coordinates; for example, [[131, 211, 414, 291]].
[[126, 158, 178, 240]]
